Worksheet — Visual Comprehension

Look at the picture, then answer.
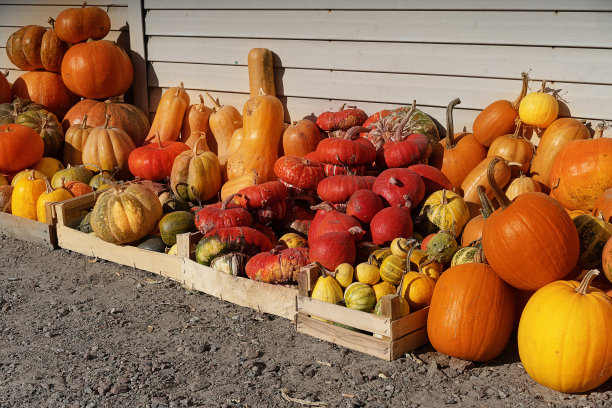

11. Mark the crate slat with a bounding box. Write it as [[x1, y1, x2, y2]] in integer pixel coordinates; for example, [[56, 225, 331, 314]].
[[0, 211, 56, 249]]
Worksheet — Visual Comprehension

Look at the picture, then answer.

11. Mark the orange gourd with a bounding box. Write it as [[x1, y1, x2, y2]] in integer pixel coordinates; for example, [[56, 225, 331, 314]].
[[36, 178, 73, 223], [203, 91, 242, 162], [247, 48, 276, 97], [63, 115, 93, 166], [430, 98, 486, 187], [518, 80, 559, 128], [11, 170, 47, 220], [550, 123, 612, 212], [487, 120, 534, 177], [505, 172, 541, 201], [472, 72, 528, 147], [145, 83, 190, 144], [0, 123, 44, 173], [461, 156, 514, 218], [593, 188, 612, 223], [226, 89, 284, 182], [282, 119, 321, 157], [460, 186, 494, 246], [179, 94, 213, 149], [483, 157, 580, 291], [530, 118, 589, 191]]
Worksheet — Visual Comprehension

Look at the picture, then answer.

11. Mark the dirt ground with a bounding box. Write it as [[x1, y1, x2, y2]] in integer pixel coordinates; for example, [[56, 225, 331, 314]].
[[0, 232, 610, 408]]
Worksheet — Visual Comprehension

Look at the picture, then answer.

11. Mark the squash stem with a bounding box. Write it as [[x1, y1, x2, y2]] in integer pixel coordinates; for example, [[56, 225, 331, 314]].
[[594, 122, 605, 139], [575, 269, 599, 295], [80, 114, 88, 129], [441, 189, 448, 206], [175, 82, 184, 97], [511, 119, 523, 140], [444, 98, 461, 148], [476, 185, 493, 219], [540, 80, 547, 93], [221, 193, 238, 210], [511, 72, 529, 109], [486, 157, 512, 209], [203, 90, 221, 111], [48, 17, 55, 28], [393, 100, 416, 142], [102, 114, 111, 129]]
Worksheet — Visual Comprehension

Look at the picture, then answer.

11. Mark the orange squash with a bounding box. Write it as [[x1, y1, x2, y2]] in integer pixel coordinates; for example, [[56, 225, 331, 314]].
[[487, 120, 533, 177], [226, 89, 284, 182], [530, 118, 589, 191], [179, 94, 213, 149], [220, 169, 260, 202], [505, 172, 541, 201], [593, 188, 612, 223], [145, 83, 190, 144], [282, 119, 321, 157], [247, 48, 275, 97], [461, 156, 514, 218], [461, 186, 493, 246], [203, 91, 242, 162]]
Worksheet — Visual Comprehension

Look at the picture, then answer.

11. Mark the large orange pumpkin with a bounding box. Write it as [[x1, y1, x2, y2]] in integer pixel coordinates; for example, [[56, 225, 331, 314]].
[[0, 123, 44, 173], [62, 98, 150, 147], [549, 124, 612, 212], [61, 40, 133, 99], [54, 3, 111, 44], [11, 71, 78, 118], [427, 262, 515, 361], [483, 157, 580, 291]]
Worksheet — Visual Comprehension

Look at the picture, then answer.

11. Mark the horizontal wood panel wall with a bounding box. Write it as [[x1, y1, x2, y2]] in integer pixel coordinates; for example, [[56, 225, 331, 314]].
[[144, 1, 612, 137]]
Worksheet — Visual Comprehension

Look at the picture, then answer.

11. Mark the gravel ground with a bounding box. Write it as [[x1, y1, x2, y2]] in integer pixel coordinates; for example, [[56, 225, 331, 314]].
[[0, 232, 610, 408]]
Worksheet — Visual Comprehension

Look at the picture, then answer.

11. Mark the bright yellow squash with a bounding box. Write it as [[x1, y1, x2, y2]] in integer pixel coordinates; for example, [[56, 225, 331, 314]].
[[11, 169, 45, 186], [11, 170, 47, 220], [333, 263, 354, 288], [33, 157, 64, 180], [399, 271, 436, 311], [36, 178, 73, 223], [355, 262, 380, 286], [518, 270, 612, 393], [372, 281, 396, 303], [518, 80, 559, 128], [379, 254, 406, 286], [418, 189, 469, 236]]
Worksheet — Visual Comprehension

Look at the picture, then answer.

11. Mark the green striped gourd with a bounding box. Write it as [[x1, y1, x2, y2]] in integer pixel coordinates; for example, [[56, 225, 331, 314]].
[[159, 210, 196, 246], [426, 230, 458, 264], [344, 282, 376, 312], [379, 254, 407, 286], [418, 189, 470, 237], [451, 246, 484, 266]]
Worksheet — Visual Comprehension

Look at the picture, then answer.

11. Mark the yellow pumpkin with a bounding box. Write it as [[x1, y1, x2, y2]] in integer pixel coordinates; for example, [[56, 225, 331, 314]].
[[33, 157, 64, 180], [372, 281, 397, 302], [409, 249, 429, 270], [170, 138, 222, 202], [399, 271, 436, 311], [518, 270, 612, 393], [418, 189, 470, 237], [36, 178, 73, 223], [11, 170, 47, 220], [11, 169, 45, 186], [226, 89, 284, 182], [311, 268, 343, 305], [355, 262, 381, 286], [278, 232, 307, 248], [518, 80, 559, 128], [418, 258, 442, 281], [333, 263, 354, 288], [220, 168, 259, 201]]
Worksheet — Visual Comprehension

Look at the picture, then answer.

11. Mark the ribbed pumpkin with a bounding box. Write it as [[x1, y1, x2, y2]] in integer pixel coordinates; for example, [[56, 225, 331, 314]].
[[51, 165, 93, 188], [431, 98, 486, 186], [483, 157, 580, 291], [36, 178, 73, 223], [593, 188, 612, 223], [418, 189, 469, 237], [15, 109, 64, 158], [461, 156, 514, 218], [11, 70, 78, 119], [518, 80, 559, 128], [63, 115, 92, 165], [90, 183, 163, 244], [573, 214, 612, 269], [486, 119, 533, 177], [0, 123, 44, 173], [428, 262, 515, 361], [194, 193, 253, 234], [158, 211, 196, 246], [11, 170, 47, 220], [128, 131, 190, 181], [6, 24, 69, 72], [203, 91, 242, 167], [64, 180, 93, 197], [146, 83, 190, 144], [33, 157, 64, 180], [344, 282, 377, 312], [61, 40, 133, 99], [399, 271, 436, 311], [41, 19, 70, 73], [81, 115, 135, 179], [170, 138, 222, 202], [472, 72, 528, 147], [505, 172, 541, 201], [518, 270, 612, 393], [54, 3, 111, 44], [530, 118, 589, 191], [282, 119, 320, 157], [379, 254, 407, 286], [0, 98, 45, 126], [549, 124, 612, 212]]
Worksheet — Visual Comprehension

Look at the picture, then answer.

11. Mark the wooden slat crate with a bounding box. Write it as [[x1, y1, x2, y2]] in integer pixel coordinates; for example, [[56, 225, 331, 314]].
[[0, 203, 57, 249], [51, 191, 182, 281], [295, 265, 429, 361], [176, 232, 298, 320]]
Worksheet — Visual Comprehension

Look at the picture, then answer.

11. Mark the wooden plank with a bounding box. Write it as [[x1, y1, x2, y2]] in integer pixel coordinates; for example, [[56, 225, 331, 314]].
[[146, 36, 612, 85], [0, 212, 56, 249], [0, 5, 128, 29], [390, 307, 429, 338], [391, 327, 429, 360], [296, 296, 391, 336], [181, 258, 298, 319], [0, 1, 127, 5], [127, 0, 148, 113], [144, 0, 612, 11], [295, 314, 393, 361], [148, 62, 612, 121], [144, 10, 612, 48]]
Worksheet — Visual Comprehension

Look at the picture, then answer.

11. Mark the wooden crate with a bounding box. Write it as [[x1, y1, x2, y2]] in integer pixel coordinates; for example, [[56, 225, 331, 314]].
[[51, 191, 182, 282], [176, 232, 298, 320], [0, 203, 58, 249], [295, 265, 429, 361]]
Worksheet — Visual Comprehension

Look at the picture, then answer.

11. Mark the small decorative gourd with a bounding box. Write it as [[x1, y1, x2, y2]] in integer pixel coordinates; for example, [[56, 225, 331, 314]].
[[573, 213, 612, 269], [355, 262, 381, 286], [344, 282, 377, 312], [170, 137, 222, 202], [426, 230, 458, 264], [311, 264, 344, 305], [418, 189, 469, 237], [333, 263, 354, 288]]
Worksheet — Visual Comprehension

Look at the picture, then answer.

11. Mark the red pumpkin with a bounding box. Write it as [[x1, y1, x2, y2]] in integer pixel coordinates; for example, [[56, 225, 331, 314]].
[[309, 230, 357, 270], [420, 233, 436, 250], [316, 104, 367, 132], [370, 206, 413, 245], [315, 135, 376, 167], [278, 199, 315, 236], [246, 246, 310, 283], [252, 222, 277, 245], [308, 205, 365, 244], [11, 71, 78, 118], [273, 156, 324, 191], [195, 193, 253, 234], [0, 123, 45, 173], [253, 201, 287, 224], [234, 180, 287, 210], [405, 133, 431, 160], [62, 98, 150, 146], [346, 189, 384, 225], [128, 132, 190, 181], [372, 168, 425, 208], [61, 40, 133, 99], [376, 138, 422, 169], [317, 174, 374, 204], [593, 188, 612, 223], [323, 163, 367, 177], [408, 164, 455, 196]]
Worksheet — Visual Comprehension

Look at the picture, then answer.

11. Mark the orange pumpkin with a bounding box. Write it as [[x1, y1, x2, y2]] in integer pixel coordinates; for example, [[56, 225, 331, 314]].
[[593, 188, 612, 223], [11, 71, 78, 118], [505, 172, 541, 201], [461, 156, 513, 218], [54, 3, 111, 44], [460, 185, 493, 246], [530, 118, 589, 192], [282, 119, 321, 158], [61, 40, 133, 99], [63, 115, 93, 166], [483, 157, 580, 291], [41, 18, 70, 73], [550, 124, 612, 212], [487, 120, 533, 177], [145, 83, 190, 144], [6, 23, 69, 73], [0, 123, 44, 173], [179, 94, 213, 149]]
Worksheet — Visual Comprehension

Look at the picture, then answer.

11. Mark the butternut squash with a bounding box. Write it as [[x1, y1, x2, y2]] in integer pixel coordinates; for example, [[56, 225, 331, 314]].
[[461, 156, 514, 218], [204, 90, 242, 161], [145, 82, 190, 143], [220, 168, 260, 201], [247, 48, 275, 97], [179, 94, 213, 150], [226, 89, 284, 182]]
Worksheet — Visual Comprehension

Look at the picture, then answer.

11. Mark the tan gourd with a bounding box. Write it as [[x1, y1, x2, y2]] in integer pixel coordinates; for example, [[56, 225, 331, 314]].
[[179, 94, 213, 150], [226, 89, 284, 182], [461, 156, 515, 218], [145, 82, 190, 143], [220, 169, 260, 201], [203, 90, 242, 165], [64, 114, 93, 166], [247, 48, 275, 97]]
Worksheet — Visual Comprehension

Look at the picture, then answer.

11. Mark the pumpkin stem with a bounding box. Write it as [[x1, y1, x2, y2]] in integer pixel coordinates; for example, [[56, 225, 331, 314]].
[[80, 114, 88, 129], [540, 80, 547, 93], [333, 155, 355, 175], [48, 17, 55, 28], [445, 98, 461, 148], [43, 177, 53, 194], [575, 269, 599, 295], [474, 248, 487, 264], [102, 114, 111, 129], [310, 201, 335, 213], [338, 103, 347, 112], [251, 168, 260, 186], [393, 100, 416, 142], [551, 178, 560, 190], [594, 122, 605, 139], [511, 72, 529, 109], [344, 125, 371, 140], [348, 226, 365, 236], [27, 169, 38, 181], [193, 136, 207, 155], [221, 193, 238, 210], [203, 90, 221, 111], [396, 270, 408, 296], [441, 189, 448, 206], [486, 157, 512, 209], [511, 118, 523, 140], [198, 94, 205, 108], [175, 82, 184, 97]]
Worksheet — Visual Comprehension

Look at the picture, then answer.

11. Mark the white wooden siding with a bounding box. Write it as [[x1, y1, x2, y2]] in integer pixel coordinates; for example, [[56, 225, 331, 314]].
[[144, 1, 612, 137]]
